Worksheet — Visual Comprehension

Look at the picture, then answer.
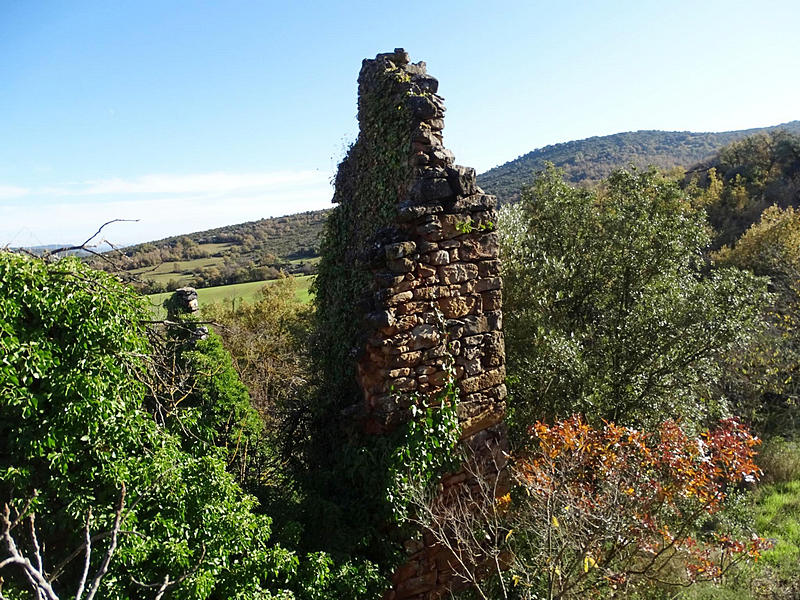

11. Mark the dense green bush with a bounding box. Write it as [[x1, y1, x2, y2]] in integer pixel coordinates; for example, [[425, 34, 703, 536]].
[[0, 253, 298, 599], [500, 166, 770, 432], [687, 130, 800, 247], [713, 206, 800, 438], [0, 252, 385, 600]]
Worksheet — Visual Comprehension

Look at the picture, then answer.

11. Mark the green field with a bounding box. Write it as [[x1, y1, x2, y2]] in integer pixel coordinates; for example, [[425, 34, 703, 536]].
[[146, 275, 315, 315], [131, 255, 227, 286]]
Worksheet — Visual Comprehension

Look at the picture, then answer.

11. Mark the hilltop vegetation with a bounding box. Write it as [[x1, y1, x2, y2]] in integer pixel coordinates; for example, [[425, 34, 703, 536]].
[[686, 130, 800, 246], [478, 121, 800, 204], [90, 210, 327, 293]]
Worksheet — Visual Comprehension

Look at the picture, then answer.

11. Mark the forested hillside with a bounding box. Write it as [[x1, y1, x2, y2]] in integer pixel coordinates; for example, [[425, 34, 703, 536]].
[[478, 121, 800, 204], [90, 209, 328, 293], [685, 130, 800, 246]]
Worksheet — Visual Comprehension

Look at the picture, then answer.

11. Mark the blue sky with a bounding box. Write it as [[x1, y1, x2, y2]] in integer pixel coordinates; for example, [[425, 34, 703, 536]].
[[2, 0, 798, 246]]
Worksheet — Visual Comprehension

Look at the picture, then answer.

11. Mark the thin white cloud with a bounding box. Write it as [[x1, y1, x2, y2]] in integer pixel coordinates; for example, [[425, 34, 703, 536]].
[[1, 170, 334, 247], [42, 171, 329, 197], [0, 185, 29, 200]]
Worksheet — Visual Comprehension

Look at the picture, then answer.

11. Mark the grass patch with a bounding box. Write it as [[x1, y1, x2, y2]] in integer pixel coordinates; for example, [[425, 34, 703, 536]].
[[681, 441, 800, 599], [287, 256, 321, 266], [129, 256, 226, 285], [146, 275, 315, 316]]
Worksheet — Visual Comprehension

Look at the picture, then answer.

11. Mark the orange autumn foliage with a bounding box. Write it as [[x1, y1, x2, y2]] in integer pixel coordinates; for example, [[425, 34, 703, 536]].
[[510, 417, 769, 596]]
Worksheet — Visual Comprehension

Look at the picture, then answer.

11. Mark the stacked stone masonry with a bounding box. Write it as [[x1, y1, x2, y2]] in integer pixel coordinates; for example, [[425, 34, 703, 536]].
[[334, 50, 507, 599]]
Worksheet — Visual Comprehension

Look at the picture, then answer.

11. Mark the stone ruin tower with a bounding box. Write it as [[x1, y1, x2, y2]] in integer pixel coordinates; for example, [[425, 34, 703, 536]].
[[314, 49, 506, 599]]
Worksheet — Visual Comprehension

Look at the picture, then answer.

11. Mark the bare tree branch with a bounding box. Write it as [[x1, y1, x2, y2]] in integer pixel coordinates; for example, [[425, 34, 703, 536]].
[[42, 220, 140, 260], [83, 483, 126, 600], [73, 508, 92, 600], [1, 504, 58, 600]]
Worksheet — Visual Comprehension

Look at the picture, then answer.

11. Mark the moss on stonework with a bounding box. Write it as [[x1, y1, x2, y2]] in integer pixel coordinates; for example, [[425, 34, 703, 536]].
[[313, 60, 416, 414], [299, 54, 425, 565]]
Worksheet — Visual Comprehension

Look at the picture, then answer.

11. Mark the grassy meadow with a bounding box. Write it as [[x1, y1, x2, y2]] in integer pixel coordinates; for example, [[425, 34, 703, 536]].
[[146, 274, 315, 316]]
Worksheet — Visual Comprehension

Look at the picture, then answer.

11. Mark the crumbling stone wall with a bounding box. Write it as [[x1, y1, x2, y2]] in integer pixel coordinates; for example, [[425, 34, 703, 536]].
[[315, 49, 506, 599]]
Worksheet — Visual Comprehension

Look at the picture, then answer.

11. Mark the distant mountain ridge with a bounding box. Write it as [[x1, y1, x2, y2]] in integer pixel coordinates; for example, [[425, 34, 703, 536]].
[[88, 120, 799, 291], [477, 121, 800, 204]]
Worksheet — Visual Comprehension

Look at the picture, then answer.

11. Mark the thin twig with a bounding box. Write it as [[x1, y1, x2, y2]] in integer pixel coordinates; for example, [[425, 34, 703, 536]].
[[74, 508, 92, 600], [42, 220, 140, 259], [84, 483, 126, 600]]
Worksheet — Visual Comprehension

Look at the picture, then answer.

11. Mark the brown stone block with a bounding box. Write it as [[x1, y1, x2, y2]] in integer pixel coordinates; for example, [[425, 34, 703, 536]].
[[395, 301, 426, 315], [446, 315, 488, 338], [421, 346, 449, 363], [482, 350, 504, 369], [427, 249, 450, 265], [392, 562, 420, 586], [439, 214, 465, 239], [451, 193, 497, 212], [459, 233, 499, 261], [457, 357, 483, 376], [429, 147, 454, 167], [386, 367, 412, 378], [477, 259, 501, 278], [395, 279, 421, 293], [411, 140, 431, 153], [417, 240, 438, 253], [445, 165, 478, 196], [475, 277, 502, 293], [457, 280, 476, 294], [411, 123, 437, 145], [416, 219, 443, 241], [409, 324, 441, 350], [428, 370, 449, 386], [393, 350, 423, 367], [485, 310, 502, 331], [459, 367, 505, 395], [385, 376, 417, 392], [385, 241, 417, 260], [461, 333, 486, 346], [413, 286, 450, 300], [410, 177, 453, 203], [460, 405, 506, 439], [481, 289, 502, 311], [388, 258, 416, 273], [411, 151, 430, 167], [437, 295, 477, 318], [417, 264, 436, 278], [438, 263, 478, 285]]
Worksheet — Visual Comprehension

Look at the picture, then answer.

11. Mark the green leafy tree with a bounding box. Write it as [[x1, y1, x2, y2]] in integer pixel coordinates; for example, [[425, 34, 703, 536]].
[[500, 166, 769, 431], [202, 278, 312, 461], [686, 131, 800, 247], [714, 205, 800, 437], [201, 278, 314, 532], [0, 253, 299, 599]]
